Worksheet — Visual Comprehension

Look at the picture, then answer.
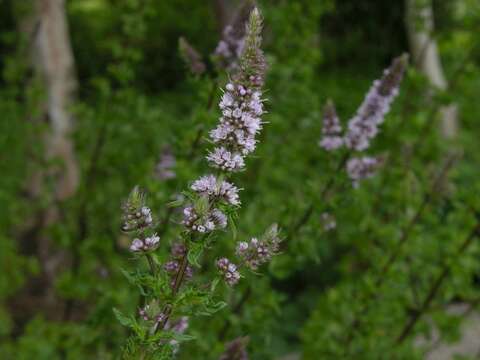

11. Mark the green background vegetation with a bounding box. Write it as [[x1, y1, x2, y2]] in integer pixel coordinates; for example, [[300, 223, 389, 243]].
[[1, 0, 479, 358]]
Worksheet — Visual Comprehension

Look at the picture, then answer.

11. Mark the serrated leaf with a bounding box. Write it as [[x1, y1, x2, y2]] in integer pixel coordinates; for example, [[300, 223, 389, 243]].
[[113, 308, 134, 327], [210, 278, 219, 292], [199, 300, 227, 316], [187, 242, 204, 268], [121, 269, 136, 285], [167, 198, 184, 208]]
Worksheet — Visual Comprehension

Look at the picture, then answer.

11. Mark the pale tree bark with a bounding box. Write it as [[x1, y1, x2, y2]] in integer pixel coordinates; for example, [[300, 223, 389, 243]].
[[13, 0, 78, 322], [405, 0, 459, 139], [32, 0, 79, 200]]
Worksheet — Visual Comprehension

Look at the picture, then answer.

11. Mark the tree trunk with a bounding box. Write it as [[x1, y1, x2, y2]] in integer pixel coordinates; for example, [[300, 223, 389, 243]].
[[33, 0, 79, 200], [405, 0, 458, 139], [12, 0, 78, 327]]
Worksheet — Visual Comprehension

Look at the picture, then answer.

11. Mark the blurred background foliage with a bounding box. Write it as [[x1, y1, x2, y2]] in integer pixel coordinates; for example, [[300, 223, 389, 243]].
[[0, 0, 479, 359]]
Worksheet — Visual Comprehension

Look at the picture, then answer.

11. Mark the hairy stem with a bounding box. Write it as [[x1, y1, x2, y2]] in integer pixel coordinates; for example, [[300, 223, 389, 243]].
[[156, 248, 190, 334]]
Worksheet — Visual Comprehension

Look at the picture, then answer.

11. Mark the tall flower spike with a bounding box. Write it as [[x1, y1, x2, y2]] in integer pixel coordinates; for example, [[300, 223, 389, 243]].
[[214, 0, 256, 71], [319, 99, 344, 151], [344, 54, 408, 151], [207, 7, 266, 172]]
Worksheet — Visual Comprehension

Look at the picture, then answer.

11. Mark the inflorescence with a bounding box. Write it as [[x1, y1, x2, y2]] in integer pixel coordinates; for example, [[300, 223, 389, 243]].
[[319, 55, 408, 185]]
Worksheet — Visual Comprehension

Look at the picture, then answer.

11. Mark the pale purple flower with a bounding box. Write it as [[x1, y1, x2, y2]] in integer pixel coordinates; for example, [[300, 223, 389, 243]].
[[191, 174, 241, 206], [129, 239, 144, 252], [138, 305, 152, 321], [164, 260, 179, 273], [319, 100, 344, 151], [346, 156, 384, 186], [154, 146, 176, 181], [138, 303, 166, 325], [129, 233, 160, 252], [207, 147, 246, 172], [211, 209, 228, 229], [217, 257, 241, 286], [344, 55, 408, 151], [164, 316, 190, 347], [235, 224, 281, 270], [171, 242, 186, 258], [182, 206, 228, 233]]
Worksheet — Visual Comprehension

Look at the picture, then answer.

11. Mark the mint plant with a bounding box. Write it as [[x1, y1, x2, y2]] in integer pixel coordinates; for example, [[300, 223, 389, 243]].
[[116, 8, 281, 359]]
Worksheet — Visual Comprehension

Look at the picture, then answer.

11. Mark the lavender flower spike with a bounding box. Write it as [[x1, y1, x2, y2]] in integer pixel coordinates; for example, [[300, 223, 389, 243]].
[[207, 7, 267, 172], [344, 54, 408, 151], [319, 99, 343, 151]]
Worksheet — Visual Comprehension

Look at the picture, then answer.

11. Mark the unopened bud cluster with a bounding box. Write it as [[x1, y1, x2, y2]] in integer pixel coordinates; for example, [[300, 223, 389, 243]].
[[216, 258, 241, 286], [122, 206, 153, 232], [122, 188, 160, 252], [236, 224, 281, 270], [217, 224, 281, 285]]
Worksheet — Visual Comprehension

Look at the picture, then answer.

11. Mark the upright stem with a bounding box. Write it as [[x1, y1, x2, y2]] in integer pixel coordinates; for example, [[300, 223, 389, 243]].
[[286, 151, 350, 241], [145, 253, 156, 275], [341, 154, 457, 351], [156, 248, 190, 333], [376, 153, 457, 284], [396, 222, 480, 344]]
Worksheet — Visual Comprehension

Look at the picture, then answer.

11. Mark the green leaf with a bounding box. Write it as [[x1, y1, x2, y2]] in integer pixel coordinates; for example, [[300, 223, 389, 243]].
[[187, 242, 204, 268], [113, 308, 134, 328]]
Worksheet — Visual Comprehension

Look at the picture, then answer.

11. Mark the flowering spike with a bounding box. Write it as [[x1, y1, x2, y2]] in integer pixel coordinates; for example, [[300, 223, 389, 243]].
[[319, 99, 344, 151], [344, 54, 408, 151], [179, 37, 206, 76], [207, 7, 266, 172]]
